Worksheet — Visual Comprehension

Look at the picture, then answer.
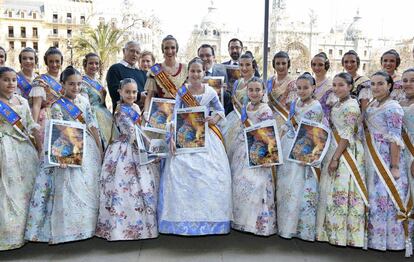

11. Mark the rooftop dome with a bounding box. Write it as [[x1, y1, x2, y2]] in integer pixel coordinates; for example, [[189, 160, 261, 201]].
[[345, 10, 363, 41]]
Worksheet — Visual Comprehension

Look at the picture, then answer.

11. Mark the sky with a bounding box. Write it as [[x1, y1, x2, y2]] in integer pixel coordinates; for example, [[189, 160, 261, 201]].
[[125, 0, 414, 46]]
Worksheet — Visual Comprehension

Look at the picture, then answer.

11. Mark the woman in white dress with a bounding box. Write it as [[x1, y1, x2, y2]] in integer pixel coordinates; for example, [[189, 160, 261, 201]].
[[158, 58, 232, 235]]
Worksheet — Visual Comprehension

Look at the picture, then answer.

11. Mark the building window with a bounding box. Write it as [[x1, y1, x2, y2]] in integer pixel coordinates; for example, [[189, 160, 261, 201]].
[[339, 49, 343, 56], [8, 11, 12, 18], [67, 13, 72, 23], [33, 12, 37, 19], [53, 13, 58, 23], [363, 63, 366, 71], [329, 49, 333, 55], [53, 41, 59, 48], [67, 29, 72, 37], [21, 12, 25, 18], [21, 27, 26, 38], [80, 15, 85, 24], [364, 50, 367, 57], [53, 28, 58, 36], [33, 27, 38, 38], [9, 41, 15, 49], [8, 26, 14, 37], [33, 42, 38, 51], [21, 41, 26, 48]]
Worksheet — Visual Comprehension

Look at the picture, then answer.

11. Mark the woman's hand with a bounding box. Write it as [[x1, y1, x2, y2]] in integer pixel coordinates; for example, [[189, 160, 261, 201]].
[[328, 158, 339, 175], [411, 161, 414, 178], [391, 167, 400, 180], [205, 116, 218, 125], [169, 136, 176, 155]]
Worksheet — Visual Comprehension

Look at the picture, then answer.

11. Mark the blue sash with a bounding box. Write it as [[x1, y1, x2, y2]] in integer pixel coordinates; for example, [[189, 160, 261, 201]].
[[40, 74, 63, 96], [0, 100, 21, 125], [82, 75, 103, 92], [232, 80, 239, 96], [266, 79, 273, 94], [0, 100, 33, 143], [55, 97, 85, 124], [241, 104, 248, 123], [289, 99, 296, 120], [16, 74, 33, 98], [120, 104, 141, 125]]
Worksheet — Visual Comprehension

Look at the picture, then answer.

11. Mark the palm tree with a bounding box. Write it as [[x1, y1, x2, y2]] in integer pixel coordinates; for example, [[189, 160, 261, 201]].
[[73, 22, 125, 79]]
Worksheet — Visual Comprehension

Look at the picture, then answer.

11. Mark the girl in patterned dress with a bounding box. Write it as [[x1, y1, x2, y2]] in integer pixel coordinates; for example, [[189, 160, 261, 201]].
[[364, 71, 412, 252], [80, 53, 114, 148], [316, 72, 367, 247], [26, 66, 102, 244], [381, 50, 403, 101], [276, 72, 324, 241], [0, 67, 41, 250], [96, 78, 159, 241], [230, 77, 277, 236]]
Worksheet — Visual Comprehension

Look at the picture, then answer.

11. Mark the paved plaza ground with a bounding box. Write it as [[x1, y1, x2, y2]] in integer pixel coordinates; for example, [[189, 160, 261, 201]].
[[0, 230, 407, 261]]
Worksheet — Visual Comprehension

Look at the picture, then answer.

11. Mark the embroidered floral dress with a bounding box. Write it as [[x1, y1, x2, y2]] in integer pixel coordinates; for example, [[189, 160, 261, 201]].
[[391, 77, 404, 102], [401, 102, 414, 205], [158, 85, 232, 235], [364, 99, 412, 251], [276, 99, 323, 241], [313, 78, 337, 124], [96, 104, 159, 241], [266, 75, 297, 134], [230, 102, 277, 236], [15, 71, 37, 99], [28, 74, 61, 143], [316, 98, 366, 247], [81, 76, 114, 148], [353, 76, 372, 103], [0, 95, 39, 251], [25, 95, 101, 244], [223, 78, 249, 159]]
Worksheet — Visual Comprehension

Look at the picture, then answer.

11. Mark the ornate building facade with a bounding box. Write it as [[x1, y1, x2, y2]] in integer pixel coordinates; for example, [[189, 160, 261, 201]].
[[186, 0, 401, 77], [0, 0, 93, 70]]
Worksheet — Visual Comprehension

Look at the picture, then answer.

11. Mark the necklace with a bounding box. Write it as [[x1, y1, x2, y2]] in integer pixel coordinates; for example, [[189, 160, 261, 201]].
[[335, 95, 350, 108], [275, 75, 288, 86], [0, 93, 13, 103], [376, 96, 390, 107]]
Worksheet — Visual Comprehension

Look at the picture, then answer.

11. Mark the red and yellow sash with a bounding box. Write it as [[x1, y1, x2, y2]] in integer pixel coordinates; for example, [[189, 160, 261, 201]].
[[364, 125, 413, 256], [150, 64, 181, 98], [267, 79, 298, 129], [177, 85, 224, 144]]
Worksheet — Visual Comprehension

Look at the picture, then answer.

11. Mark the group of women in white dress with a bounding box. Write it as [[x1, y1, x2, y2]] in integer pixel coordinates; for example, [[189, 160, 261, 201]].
[[1, 37, 414, 257]]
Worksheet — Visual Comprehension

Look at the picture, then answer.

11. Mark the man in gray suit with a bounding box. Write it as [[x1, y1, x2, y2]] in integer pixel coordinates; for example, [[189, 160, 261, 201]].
[[198, 44, 233, 115]]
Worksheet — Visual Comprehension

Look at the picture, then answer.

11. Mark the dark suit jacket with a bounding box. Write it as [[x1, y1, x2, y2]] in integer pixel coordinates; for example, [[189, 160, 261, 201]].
[[207, 63, 233, 115]]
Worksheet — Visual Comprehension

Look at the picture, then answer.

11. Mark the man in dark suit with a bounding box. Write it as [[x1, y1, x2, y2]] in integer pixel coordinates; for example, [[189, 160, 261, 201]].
[[222, 38, 260, 77], [198, 44, 233, 115]]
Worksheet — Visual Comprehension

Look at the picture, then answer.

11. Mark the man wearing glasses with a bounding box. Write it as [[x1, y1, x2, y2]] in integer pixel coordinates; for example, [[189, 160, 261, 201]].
[[198, 44, 233, 115]]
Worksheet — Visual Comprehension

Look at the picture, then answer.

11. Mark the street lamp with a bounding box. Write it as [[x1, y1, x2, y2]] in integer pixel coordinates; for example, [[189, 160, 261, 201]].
[[67, 39, 73, 65]]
